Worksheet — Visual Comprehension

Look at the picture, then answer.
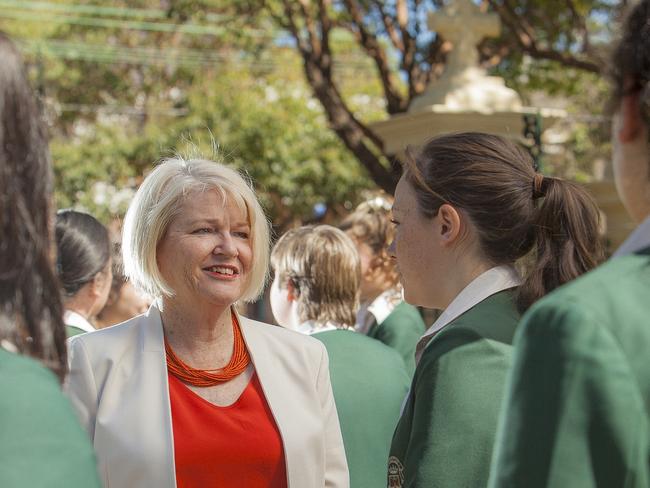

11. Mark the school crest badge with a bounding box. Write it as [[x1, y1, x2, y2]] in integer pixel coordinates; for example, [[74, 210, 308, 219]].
[[387, 456, 405, 488]]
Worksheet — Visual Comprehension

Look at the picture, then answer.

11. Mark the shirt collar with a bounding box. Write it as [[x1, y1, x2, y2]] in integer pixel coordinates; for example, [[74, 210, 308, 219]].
[[63, 310, 95, 333], [415, 265, 521, 363], [355, 288, 402, 333], [367, 288, 402, 325], [297, 320, 340, 336], [613, 215, 650, 257]]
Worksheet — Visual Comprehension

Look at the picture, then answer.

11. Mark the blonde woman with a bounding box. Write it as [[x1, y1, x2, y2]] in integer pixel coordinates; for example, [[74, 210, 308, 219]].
[[65, 158, 348, 488]]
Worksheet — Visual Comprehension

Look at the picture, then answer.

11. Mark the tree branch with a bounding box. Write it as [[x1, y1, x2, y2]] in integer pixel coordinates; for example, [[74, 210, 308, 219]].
[[297, 0, 322, 58], [274, 0, 398, 191], [372, 1, 404, 52], [342, 0, 406, 113], [489, 0, 600, 73], [317, 0, 332, 75]]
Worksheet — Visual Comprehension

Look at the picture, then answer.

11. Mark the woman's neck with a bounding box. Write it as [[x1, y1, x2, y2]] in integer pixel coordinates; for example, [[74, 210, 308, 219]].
[[160, 298, 234, 368], [440, 255, 494, 311]]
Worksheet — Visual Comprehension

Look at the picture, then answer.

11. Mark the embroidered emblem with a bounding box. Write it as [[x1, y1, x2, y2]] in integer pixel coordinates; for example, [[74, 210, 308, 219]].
[[387, 456, 405, 488]]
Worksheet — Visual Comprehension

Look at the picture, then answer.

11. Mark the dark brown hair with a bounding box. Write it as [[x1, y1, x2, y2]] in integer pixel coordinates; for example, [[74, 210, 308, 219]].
[[404, 132, 604, 311], [55, 209, 111, 297], [0, 33, 67, 381], [610, 0, 650, 118]]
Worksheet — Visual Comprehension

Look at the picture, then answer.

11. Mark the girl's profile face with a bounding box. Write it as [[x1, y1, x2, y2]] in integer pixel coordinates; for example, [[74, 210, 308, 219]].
[[390, 176, 446, 309]]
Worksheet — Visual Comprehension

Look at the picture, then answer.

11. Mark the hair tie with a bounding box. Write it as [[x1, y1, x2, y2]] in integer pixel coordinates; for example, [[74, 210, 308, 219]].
[[532, 173, 546, 199]]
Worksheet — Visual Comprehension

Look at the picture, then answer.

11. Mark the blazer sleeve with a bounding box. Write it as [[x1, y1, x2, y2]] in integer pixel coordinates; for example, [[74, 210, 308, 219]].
[[0, 352, 101, 488], [375, 310, 423, 376], [315, 343, 350, 488], [489, 302, 649, 488], [64, 337, 99, 440], [396, 329, 511, 487]]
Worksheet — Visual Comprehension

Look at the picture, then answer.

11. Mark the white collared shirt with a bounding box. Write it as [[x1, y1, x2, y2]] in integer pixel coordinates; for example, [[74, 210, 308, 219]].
[[64, 310, 95, 334], [613, 215, 650, 257], [414, 265, 521, 363], [296, 321, 340, 336], [355, 288, 402, 335]]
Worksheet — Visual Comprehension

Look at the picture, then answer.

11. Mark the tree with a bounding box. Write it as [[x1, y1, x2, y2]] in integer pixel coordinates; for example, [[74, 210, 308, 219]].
[[1, 0, 377, 225], [247, 0, 626, 192]]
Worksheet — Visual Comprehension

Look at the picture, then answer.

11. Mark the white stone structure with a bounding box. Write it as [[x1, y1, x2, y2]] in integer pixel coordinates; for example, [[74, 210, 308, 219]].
[[370, 0, 632, 250], [370, 0, 565, 155], [410, 0, 521, 113]]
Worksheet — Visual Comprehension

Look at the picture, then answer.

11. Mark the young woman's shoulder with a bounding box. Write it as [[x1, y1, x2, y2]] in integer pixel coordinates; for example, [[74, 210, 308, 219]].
[[0, 348, 101, 487], [423, 290, 520, 362]]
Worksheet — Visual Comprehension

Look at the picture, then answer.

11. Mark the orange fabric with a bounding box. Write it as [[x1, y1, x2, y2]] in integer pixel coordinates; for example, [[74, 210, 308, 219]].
[[169, 372, 288, 488]]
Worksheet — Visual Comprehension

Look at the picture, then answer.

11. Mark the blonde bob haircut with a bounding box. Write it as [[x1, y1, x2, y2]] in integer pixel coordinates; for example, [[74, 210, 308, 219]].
[[271, 225, 360, 327], [122, 157, 271, 303]]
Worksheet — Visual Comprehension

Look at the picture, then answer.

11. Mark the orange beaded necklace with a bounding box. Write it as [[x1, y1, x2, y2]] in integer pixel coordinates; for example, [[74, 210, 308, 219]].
[[165, 313, 250, 387]]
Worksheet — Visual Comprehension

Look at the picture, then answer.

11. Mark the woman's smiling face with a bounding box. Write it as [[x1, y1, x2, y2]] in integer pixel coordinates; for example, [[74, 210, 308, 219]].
[[156, 188, 253, 309]]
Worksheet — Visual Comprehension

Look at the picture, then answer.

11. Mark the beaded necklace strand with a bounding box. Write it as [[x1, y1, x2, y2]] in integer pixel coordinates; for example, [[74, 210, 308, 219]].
[[165, 313, 250, 387]]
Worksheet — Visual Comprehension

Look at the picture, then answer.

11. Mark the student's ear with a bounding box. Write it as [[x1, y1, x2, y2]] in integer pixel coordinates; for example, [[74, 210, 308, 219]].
[[88, 272, 104, 298], [437, 203, 462, 246], [619, 90, 644, 143]]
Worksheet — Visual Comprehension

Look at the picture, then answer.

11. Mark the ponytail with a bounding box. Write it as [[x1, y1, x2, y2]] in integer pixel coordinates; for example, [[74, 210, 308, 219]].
[[405, 132, 604, 313], [517, 176, 604, 311]]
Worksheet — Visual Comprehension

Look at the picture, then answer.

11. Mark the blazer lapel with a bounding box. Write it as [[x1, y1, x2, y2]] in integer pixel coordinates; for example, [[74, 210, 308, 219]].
[[238, 314, 301, 487], [138, 305, 177, 488]]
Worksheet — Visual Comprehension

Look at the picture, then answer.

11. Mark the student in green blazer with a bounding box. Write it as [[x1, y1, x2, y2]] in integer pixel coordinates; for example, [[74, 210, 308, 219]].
[[387, 133, 603, 487], [0, 32, 100, 487], [0, 348, 101, 487], [271, 225, 411, 488], [55, 210, 113, 338], [489, 4, 650, 486], [340, 198, 426, 375]]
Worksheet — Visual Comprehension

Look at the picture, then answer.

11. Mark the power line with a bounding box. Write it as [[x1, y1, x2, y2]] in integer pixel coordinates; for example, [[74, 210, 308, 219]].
[[0, 9, 227, 36], [21, 39, 229, 68], [0, 0, 224, 22], [18, 39, 376, 73]]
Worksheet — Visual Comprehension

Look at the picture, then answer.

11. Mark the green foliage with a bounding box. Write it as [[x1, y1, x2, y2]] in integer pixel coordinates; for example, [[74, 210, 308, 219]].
[[0, 0, 625, 225], [0, 0, 374, 226]]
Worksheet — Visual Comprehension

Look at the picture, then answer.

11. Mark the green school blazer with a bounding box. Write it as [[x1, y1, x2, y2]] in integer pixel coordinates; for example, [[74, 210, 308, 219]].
[[388, 290, 520, 488], [367, 302, 426, 377], [0, 348, 101, 488], [313, 329, 410, 488], [489, 247, 650, 488]]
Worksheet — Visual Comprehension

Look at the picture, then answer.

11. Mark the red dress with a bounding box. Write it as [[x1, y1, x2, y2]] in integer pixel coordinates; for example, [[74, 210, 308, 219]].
[[168, 372, 288, 488]]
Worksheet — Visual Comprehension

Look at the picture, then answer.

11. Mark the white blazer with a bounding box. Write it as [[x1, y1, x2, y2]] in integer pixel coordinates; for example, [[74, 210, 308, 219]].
[[65, 305, 349, 488]]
